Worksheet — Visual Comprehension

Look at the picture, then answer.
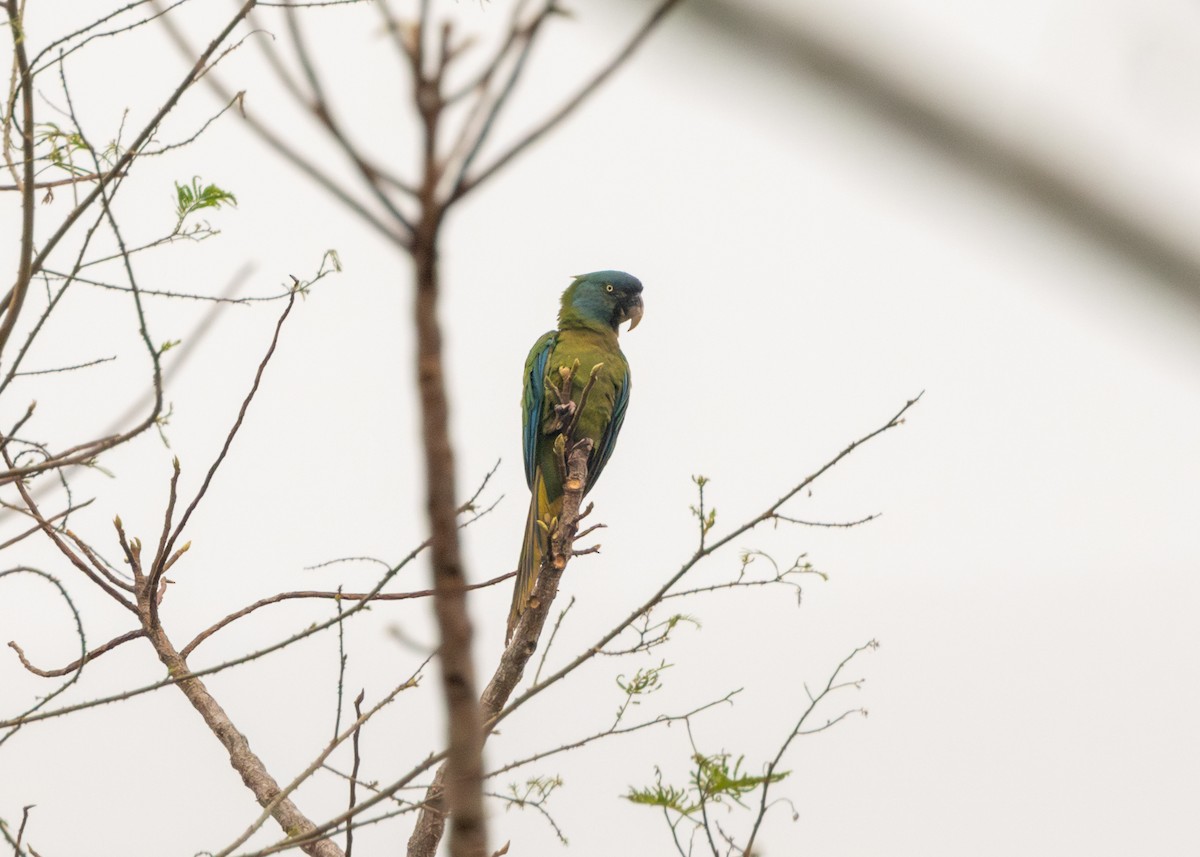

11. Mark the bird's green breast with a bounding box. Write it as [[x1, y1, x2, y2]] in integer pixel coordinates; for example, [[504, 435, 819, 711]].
[[538, 327, 628, 500]]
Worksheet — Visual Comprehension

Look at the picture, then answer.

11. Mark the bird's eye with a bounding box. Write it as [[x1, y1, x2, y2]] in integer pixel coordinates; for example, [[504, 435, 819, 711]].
[[605, 283, 614, 293]]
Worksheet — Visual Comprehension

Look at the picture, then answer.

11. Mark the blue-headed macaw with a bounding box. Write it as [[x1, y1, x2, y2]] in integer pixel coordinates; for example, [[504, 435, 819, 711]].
[[507, 271, 644, 641]]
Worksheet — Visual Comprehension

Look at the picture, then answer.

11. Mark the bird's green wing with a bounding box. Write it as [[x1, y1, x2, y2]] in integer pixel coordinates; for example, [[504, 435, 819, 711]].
[[586, 366, 630, 493], [522, 330, 558, 490]]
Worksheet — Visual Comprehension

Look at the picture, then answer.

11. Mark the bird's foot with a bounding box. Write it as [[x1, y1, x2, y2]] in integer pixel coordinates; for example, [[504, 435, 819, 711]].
[[547, 400, 575, 433]]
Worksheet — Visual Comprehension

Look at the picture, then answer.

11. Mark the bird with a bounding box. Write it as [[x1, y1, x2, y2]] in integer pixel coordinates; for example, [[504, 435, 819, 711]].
[[507, 270, 644, 642]]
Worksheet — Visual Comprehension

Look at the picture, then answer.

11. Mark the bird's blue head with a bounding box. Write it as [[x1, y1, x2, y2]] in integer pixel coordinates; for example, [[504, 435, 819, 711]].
[[559, 270, 644, 334]]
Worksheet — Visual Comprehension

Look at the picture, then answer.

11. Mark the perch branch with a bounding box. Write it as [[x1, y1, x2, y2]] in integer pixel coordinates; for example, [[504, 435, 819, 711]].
[[407, 437, 593, 857]]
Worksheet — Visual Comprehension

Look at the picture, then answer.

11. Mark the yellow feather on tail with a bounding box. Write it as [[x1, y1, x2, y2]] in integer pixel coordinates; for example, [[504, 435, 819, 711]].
[[508, 466, 551, 642]]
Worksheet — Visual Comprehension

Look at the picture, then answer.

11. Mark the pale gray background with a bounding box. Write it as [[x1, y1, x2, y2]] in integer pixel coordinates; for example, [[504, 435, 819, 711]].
[[2, 1, 1198, 855]]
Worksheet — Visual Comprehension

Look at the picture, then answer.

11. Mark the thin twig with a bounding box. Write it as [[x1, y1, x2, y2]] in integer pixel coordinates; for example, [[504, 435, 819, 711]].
[[346, 689, 366, 857], [742, 642, 876, 855], [0, 170, 110, 191], [1, 471, 502, 731], [0, 551, 408, 730], [453, 0, 683, 201], [440, 0, 557, 202], [0, 499, 94, 551], [162, 286, 298, 563], [0, 0, 37, 363], [484, 691, 738, 781], [333, 589, 347, 741], [10, 355, 116, 376], [532, 596, 574, 686], [283, 2, 416, 235], [151, 1, 408, 249], [771, 512, 879, 528], [180, 571, 515, 659], [14, 805, 33, 857], [488, 395, 920, 735], [7, 630, 144, 678], [148, 458, 183, 626], [210, 670, 423, 857], [0, 567, 87, 748], [27, 1, 261, 289], [0, 9, 259, 488], [2, 447, 138, 613]]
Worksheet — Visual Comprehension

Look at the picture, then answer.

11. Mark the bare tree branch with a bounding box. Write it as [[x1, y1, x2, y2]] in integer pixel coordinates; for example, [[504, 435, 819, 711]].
[[742, 641, 876, 855], [27, 1, 259, 290], [283, 2, 417, 236], [3, 447, 139, 614], [211, 670, 425, 857], [0, 567, 87, 747], [690, 0, 1200, 299], [160, 284, 297, 568], [151, 0, 409, 249], [139, 612, 345, 857], [452, 0, 683, 201], [0, 0, 37, 363], [489, 395, 919, 737], [409, 431, 594, 856], [0, 498, 94, 551], [179, 570, 515, 660], [7, 630, 144, 678]]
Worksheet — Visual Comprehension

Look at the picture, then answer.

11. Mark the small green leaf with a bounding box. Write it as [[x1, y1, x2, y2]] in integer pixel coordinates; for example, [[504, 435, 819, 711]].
[[174, 176, 238, 220], [624, 783, 690, 813], [692, 753, 789, 808], [624, 767, 694, 814], [616, 661, 671, 698]]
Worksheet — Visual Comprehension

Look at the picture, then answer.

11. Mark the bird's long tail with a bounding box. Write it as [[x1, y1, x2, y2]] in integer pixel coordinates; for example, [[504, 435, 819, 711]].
[[508, 467, 552, 643]]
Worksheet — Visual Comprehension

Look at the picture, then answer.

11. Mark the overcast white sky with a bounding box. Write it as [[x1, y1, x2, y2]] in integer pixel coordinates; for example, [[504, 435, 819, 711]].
[[2, 1, 1199, 855]]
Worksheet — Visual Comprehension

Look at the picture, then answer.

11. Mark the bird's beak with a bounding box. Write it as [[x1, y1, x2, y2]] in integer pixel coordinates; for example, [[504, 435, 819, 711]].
[[623, 296, 644, 331]]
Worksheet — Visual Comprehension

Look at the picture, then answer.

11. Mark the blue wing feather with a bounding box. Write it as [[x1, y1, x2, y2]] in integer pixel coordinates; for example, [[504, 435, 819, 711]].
[[522, 331, 557, 490], [586, 367, 630, 493]]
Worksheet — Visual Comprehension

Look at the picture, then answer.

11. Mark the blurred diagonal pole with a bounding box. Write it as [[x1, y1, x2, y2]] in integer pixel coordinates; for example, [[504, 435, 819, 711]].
[[685, 0, 1200, 301]]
